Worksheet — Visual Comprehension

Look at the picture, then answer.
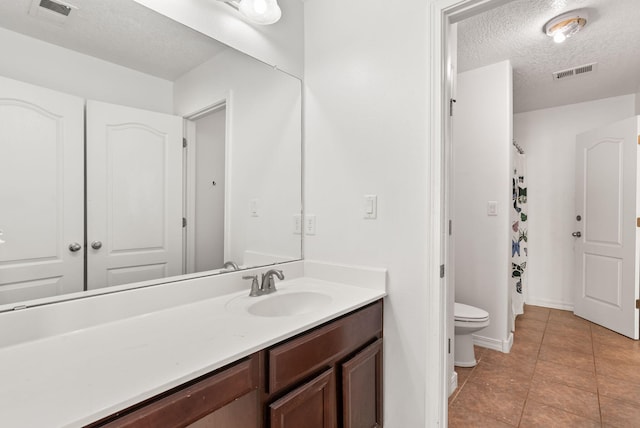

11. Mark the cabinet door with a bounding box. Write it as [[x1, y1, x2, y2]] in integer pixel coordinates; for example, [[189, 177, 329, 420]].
[[270, 368, 336, 428], [342, 339, 383, 428]]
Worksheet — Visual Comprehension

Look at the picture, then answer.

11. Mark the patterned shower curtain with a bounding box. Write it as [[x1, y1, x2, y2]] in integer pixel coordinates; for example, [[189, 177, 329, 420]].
[[511, 152, 527, 322]]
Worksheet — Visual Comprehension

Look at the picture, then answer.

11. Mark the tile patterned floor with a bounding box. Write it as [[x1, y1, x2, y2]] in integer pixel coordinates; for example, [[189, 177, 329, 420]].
[[448, 305, 640, 427]]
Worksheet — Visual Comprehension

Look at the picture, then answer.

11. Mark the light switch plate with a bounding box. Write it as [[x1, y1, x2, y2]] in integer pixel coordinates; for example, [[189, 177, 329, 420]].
[[487, 201, 498, 216], [364, 195, 377, 219], [250, 199, 259, 217], [293, 215, 302, 234]]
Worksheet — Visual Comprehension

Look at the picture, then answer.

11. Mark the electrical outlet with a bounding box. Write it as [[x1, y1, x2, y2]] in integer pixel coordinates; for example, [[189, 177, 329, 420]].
[[305, 215, 316, 235], [293, 214, 302, 234]]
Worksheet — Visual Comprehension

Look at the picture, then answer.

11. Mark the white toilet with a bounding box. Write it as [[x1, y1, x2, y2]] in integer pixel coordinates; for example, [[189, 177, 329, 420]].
[[454, 302, 490, 367]]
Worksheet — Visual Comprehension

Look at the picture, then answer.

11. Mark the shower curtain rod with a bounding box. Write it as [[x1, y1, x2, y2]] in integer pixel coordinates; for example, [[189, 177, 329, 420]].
[[513, 140, 525, 155]]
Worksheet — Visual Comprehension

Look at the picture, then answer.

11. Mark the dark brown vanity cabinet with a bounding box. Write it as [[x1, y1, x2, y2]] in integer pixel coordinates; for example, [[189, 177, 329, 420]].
[[88, 300, 383, 428], [87, 355, 261, 428], [265, 300, 383, 428]]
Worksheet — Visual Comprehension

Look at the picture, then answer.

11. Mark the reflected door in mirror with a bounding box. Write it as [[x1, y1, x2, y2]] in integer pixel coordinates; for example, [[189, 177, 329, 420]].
[[0, 76, 84, 304], [86, 100, 183, 289]]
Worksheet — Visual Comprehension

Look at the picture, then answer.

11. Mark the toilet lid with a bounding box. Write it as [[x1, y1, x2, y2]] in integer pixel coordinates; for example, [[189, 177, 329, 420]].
[[455, 302, 489, 321]]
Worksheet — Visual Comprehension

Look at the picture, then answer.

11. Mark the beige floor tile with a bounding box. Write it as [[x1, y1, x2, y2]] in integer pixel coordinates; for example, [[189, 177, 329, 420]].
[[595, 357, 640, 384], [520, 304, 550, 322], [448, 404, 515, 427], [519, 400, 601, 428], [542, 330, 593, 354], [533, 359, 597, 392], [467, 362, 531, 395], [449, 379, 526, 426], [597, 374, 640, 406], [538, 343, 595, 371], [600, 396, 640, 427], [515, 317, 547, 332], [527, 380, 600, 422]]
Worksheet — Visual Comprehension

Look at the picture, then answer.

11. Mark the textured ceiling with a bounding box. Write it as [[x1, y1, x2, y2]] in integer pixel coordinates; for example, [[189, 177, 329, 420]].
[[0, 0, 228, 80], [458, 0, 640, 113]]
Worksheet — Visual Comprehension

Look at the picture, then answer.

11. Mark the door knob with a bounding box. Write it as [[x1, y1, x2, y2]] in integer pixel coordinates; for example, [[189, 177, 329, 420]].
[[91, 241, 103, 250], [572, 231, 582, 237], [68, 242, 82, 252]]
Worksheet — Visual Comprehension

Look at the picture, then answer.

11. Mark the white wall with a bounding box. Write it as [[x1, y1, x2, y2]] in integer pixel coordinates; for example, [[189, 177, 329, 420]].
[[453, 61, 513, 349], [0, 27, 173, 113], [514, 94, 636, 309], [304, 0, 430, 426], [133, 0, 304, 78], [635, 91, 640, 115], [174, 48, 302, 267]]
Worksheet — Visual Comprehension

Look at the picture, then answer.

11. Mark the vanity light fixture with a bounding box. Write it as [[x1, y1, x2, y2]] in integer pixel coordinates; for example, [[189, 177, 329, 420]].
[[544, 9, 588, 43], [218, 0, 282, 25]]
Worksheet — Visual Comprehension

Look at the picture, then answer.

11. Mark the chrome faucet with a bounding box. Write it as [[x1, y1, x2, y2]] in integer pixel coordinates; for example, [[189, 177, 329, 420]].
[[261, 269, 284, 294], [243, 269, 284, 297], [223, 261, 240, 271]]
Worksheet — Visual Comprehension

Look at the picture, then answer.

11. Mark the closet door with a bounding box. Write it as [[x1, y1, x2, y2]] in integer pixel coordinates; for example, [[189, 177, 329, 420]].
[[0, 75, 84, 304], [86, 100, 183, 289]]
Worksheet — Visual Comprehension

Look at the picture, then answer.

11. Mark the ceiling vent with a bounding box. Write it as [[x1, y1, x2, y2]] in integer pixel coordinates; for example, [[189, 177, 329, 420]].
[[552, 63, 598, 81], [28, 0, 77, 25]]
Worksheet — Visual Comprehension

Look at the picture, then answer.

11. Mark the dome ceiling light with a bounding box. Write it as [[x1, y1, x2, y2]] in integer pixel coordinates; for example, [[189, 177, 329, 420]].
[[217, 0, 281, 25], [544, 9, 588, 43]]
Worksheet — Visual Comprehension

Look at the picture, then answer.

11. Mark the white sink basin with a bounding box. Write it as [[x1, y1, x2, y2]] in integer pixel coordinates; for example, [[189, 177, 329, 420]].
[[248, 291, 333, 317], [226, 290, 333, 318]]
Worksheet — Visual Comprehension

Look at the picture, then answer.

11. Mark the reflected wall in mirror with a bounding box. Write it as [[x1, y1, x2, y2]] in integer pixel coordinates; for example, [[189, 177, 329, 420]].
[[0, 0, 302, 308]]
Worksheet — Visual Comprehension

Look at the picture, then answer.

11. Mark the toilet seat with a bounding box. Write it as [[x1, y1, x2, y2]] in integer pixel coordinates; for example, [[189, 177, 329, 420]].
[[454, 302, 489, 322]]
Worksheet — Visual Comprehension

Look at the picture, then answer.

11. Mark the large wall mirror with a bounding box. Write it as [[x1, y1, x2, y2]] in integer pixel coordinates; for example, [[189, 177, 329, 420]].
[[0, 0, 302, 310]]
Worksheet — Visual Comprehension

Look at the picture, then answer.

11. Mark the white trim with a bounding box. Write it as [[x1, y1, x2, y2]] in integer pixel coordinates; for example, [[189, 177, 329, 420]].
[[428, 0, 517, 426], [472, 331, 513, 353], [182, 91, 233, 270], [525, 297, 574, 311], [449, 371, 458, 396]]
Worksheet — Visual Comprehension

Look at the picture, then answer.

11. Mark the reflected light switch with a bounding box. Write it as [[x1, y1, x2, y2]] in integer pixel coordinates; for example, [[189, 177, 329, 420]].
[[250, 199, 259, 217]]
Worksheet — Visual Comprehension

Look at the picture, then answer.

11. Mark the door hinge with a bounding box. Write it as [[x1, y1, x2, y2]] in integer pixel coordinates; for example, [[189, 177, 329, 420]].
[[440, 264, 445, 278], [449, 220, 452, 236], [182, 138, 187, 148], [182, 217, 187, 228], [637, 217, 640, 228], [636, 299, 640, 309], [637, 135, 640, 145], [448, 338, 451, 354], [449, 98, 456, 117]]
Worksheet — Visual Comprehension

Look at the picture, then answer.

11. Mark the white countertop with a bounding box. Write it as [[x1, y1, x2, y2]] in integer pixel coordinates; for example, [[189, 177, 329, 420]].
[[0, 273, 385, 428]]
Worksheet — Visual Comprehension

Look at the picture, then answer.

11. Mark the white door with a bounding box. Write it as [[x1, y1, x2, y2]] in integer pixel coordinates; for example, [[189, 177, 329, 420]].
[[0, 76, 84, 305], [574, 116, 640, 339], [86, 100, 183, 289]]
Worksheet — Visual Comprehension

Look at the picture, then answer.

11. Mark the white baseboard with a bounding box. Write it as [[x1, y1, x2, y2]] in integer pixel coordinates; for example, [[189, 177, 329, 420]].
[[472, 332, 513, 353], [525, 297, 574, 311], [449, 371, 458, 396]]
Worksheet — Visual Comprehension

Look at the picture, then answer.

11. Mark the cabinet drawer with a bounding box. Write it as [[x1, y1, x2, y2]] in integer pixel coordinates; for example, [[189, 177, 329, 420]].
[[91, 354, 259, 428], [268, 301, 382, 394]]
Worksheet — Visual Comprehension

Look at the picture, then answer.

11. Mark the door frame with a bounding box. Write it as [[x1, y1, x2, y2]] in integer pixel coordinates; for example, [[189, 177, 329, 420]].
[[183, 92, 233, 274], [427, 0, 514, 425]]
